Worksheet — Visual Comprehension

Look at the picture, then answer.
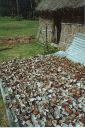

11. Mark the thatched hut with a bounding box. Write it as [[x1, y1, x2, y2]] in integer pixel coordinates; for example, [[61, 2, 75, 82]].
[[36, 0, 85, 49]]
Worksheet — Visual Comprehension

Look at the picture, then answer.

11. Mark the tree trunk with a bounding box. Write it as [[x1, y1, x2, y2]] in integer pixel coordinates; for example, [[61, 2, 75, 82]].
[[16, 0, 19, 16]]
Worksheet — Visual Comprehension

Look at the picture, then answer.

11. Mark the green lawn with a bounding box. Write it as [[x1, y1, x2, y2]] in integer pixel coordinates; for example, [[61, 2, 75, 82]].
[[0, 17, 45, 61], [0, 17, 39, 39], [0, 43, 44, 61]]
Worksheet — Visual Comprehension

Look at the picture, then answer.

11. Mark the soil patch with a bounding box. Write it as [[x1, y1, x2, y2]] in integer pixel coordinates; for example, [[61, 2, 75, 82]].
[[0, 36, 36, 45]]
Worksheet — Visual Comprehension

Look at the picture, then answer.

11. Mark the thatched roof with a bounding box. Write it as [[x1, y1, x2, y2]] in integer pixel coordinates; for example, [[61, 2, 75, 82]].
[[36, 0, 85, 12]]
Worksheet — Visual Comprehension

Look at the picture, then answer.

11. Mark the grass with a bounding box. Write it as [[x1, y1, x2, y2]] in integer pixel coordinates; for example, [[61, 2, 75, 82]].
[[0, 17, 39, 39], [0, 16, 44, 61], [0, 43, 59, 61], [0, 43, 44, 61]]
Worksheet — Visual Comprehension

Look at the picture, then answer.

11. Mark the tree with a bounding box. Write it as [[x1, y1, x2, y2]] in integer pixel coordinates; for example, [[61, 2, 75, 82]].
[[0, 0, 42, 18], [16, 0, 19, 16]]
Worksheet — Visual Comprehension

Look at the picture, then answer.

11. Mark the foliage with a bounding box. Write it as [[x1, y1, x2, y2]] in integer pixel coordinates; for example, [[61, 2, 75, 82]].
[[0, 0, 42, 19], [43, 43, 59, 55], [15, 16, 23, 21]]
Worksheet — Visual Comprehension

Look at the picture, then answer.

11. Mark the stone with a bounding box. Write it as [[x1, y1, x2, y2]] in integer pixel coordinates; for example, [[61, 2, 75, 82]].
[[31, 114, 37, 123], [43, 111, 46, 116], [82, 107, 85, 112], [75, 111, 79, 116], [22, 121, 26, 126], [48, 89, 53, 93], [14, 118, 18, 123], [54, 107, 61, 119], [15, 94, 20, 99], [30, 98, 35, 102], [8, 87, 13, 94], [78, 104, 82, 109], [36, 96, 42, 101], [65, 106, 73, 115], [61, 123, 68, 127], [68, 123, 73, 127], [0, 55, 85, 127], [77, 82, 81, 87], [58, 67, 62, 72], [47, 94, 52, 98], [79, 121, 84, 126], [26, 120, 33, 127], [40, 120, 45, 127], [72, 101, 77, 107], [62, 109, 69, 116], [52, 120, 57, 126]]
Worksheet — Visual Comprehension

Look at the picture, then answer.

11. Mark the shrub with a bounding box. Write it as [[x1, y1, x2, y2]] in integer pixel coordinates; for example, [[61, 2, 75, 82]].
[[43, 43, 59, 55], [15, 16, 23, 21]]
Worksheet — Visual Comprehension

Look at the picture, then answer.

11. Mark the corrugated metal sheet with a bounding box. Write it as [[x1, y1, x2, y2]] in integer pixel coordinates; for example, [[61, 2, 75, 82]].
[[66, 33, 85, 65], [54, 33, 85, 66]]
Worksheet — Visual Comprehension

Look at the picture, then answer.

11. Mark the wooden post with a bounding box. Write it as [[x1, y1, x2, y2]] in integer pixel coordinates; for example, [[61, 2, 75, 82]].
[[45, 24, 48, 50]]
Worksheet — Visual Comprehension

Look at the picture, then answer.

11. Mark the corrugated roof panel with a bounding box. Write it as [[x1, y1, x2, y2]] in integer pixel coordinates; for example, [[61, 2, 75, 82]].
[[54, 33, 85, 66], [66, 33, 85, 65]]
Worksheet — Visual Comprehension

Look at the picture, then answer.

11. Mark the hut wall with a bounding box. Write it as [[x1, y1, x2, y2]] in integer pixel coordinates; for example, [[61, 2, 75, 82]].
[[60, 23, 85, 49], [37, 18, 53, 43], [38, 18, 85, 49]]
